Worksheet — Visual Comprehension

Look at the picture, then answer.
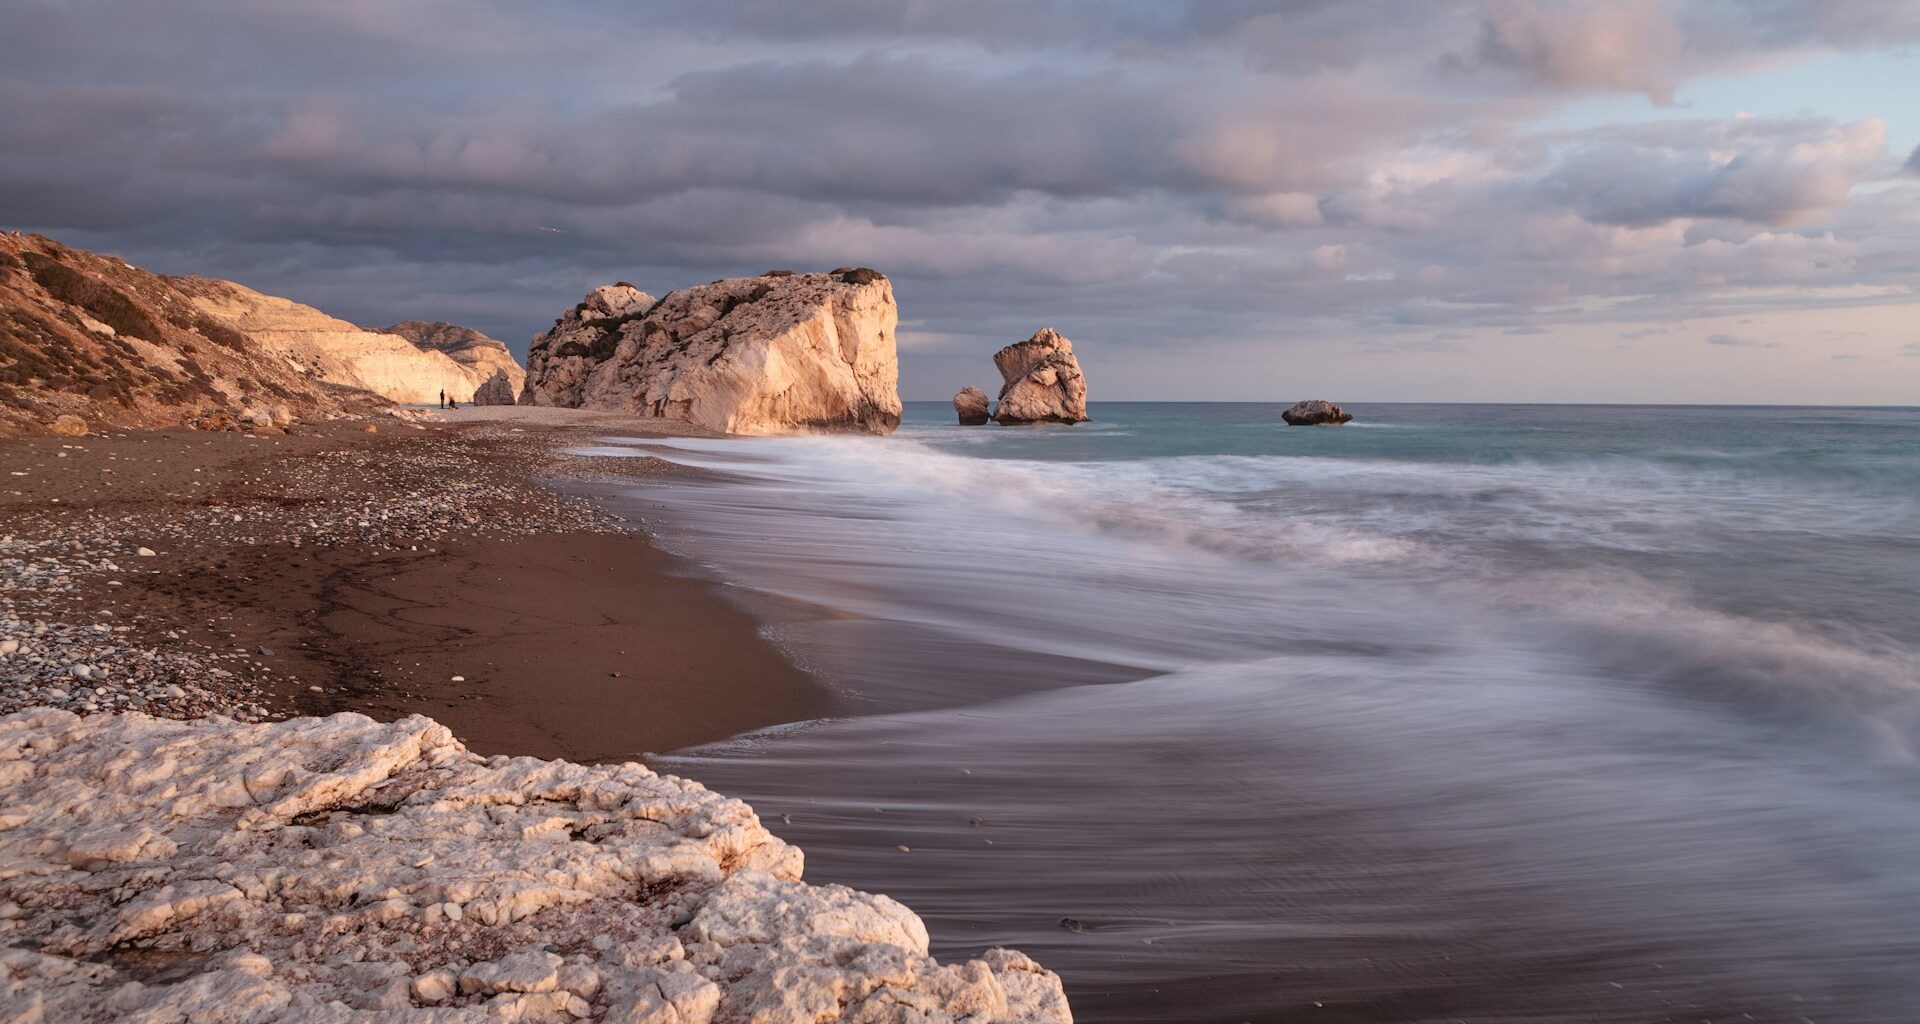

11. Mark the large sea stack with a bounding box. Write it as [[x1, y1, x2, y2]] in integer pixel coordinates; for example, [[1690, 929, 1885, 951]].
[[521, 269, 901, 435], [992, 328, 1088, 425]]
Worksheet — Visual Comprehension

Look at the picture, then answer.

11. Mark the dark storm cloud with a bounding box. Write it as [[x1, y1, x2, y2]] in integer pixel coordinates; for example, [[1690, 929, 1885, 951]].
[[1, 0, 1916, 395]]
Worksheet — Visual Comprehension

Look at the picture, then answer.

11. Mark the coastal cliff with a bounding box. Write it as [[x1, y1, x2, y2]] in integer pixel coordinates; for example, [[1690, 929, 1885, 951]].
[[522, 271, 901, 435], [171, 277, 492, 406], [384, 320, 526, 399], [0, 233, 375, 435], [0, 708, 1068, 1023]]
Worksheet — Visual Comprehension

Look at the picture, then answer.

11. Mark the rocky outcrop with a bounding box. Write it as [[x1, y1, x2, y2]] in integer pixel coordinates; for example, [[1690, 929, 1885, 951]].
[[519, 284, 655, 409], [0, 233, 373, 435], [171, 277, 490, 405], [470, 368, 516, 406], [992, 328, 1088, 425], [0, 708, 1070, 1023], [522, 271, 901, 436], [954, 386, 991, 425], [1281, 399, 1353, 425], [384, 320, 526, 398]]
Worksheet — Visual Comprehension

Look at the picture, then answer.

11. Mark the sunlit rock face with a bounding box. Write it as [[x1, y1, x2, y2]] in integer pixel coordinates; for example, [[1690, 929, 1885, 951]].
[[0, 708, 1071, 1024], [992, 328, 1088, 425], [522, 270, 901, 436]]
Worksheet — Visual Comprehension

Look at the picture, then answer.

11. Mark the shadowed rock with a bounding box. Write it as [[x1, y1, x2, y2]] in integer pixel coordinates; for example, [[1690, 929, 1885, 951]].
[[1281, 399, 1353, 425], [954, 386, 990, 425], [469, 368, 515, 406]]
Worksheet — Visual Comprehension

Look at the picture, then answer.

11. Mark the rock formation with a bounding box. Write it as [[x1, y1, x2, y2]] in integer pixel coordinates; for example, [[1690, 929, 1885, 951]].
[[992, 328, 1088, 425], [522, 270, 901, 435], [0, 233, 374, 435], [384, 320, 526, 398], [519, 283, 655, 409], [1281, 399, 1353, 425], [954, 386, 990, 425], [171, 277, 492, 406], [0, 708, 1070, 1023], [470, 368, 516, 406]]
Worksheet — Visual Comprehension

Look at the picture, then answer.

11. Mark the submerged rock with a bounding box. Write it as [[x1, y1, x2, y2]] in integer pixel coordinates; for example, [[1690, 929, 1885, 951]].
[[0, 708, 1070, 1023], [1281, 399, 1353, 425], [469, 368, 516, 406], [992, 328, 1088, 425], [954, 386, 991, 425], [522, 270, 901, 436]]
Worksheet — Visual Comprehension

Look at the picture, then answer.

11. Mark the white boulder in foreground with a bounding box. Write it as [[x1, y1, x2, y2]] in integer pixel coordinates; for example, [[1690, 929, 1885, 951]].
[[0, 709, 1070, 1023], [523, 270, 901, 436], [992, 329, 1088, 425]]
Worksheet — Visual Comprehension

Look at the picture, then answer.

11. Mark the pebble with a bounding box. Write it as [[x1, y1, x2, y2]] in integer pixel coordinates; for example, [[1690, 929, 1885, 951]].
[[136, 547, 156, 557]]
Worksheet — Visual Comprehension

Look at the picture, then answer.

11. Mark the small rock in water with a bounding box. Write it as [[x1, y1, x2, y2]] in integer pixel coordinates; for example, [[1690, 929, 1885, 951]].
[[1059, 917, 1083, 933], [896, 845, 911, 854]]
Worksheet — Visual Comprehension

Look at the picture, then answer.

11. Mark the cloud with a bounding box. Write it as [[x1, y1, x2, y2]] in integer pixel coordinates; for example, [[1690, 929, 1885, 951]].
[[1536, 118, 1888, 227], [1705, 333, 1780, 347], [1468, 0, 1685, 102]]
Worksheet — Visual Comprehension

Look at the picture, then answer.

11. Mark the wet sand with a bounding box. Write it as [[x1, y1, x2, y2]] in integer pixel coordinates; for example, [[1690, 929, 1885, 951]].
[[0, 410, 834, 760]]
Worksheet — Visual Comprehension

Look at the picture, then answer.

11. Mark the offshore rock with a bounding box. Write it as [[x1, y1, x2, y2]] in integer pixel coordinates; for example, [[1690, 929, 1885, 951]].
[[954, 386, 991, 425], [0, 708, 1071, 1023], [992, 328, 1088, 425], [523, 271, 900, 436], [1280, 399, 1353, 425]]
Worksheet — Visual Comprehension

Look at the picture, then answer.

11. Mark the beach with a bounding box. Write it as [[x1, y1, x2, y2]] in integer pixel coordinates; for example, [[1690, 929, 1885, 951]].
[[0, 408, 833, 758]]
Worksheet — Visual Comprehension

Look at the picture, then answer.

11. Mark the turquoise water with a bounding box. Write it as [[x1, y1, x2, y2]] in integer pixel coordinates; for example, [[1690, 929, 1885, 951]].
[[590, 403, 1920, 1023]]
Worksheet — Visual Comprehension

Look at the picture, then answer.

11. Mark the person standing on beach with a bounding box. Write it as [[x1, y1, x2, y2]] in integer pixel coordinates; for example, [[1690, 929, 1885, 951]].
[[439, 389, 446, 409]]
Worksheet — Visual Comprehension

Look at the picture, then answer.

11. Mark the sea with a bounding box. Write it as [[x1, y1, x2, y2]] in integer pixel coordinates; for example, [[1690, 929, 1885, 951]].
[[581, 402, 1920, 1023]]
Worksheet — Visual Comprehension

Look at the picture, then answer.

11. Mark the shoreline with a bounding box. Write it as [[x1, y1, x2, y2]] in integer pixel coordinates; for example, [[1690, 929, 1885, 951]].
[[0, 405, 1073, 1021], [0, 407, 837, 759]]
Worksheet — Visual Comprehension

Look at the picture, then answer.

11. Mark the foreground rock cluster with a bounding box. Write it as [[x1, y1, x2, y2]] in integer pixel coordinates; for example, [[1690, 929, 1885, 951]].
[[522, 271, 902, 436], [0, 709, 1070, 1023]]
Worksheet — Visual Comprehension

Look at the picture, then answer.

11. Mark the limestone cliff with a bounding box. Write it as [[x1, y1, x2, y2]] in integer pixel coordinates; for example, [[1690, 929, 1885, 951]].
[[0, 708, 1071, 1023], [384, 320, 525, 398], [0, 232, 374, 435], [523, 270, 901, 435], [171, 277, 486, 405]]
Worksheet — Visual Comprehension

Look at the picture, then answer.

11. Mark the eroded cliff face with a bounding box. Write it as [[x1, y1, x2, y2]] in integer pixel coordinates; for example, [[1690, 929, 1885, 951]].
[[384, 320, 525, 398], [523, 271, 901, 436], [171, 277, 488, 405], [0, 233, 370, 435], [993, 328, 1088, 425], [0, 708, 1071, 1024]]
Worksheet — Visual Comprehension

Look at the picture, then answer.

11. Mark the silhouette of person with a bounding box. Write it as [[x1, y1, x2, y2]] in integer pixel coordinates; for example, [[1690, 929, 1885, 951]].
[[439, 389, 446, 409]]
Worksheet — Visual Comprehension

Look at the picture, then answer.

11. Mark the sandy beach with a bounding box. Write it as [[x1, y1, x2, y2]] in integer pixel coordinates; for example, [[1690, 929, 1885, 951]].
[[0, 407, 833, 759]]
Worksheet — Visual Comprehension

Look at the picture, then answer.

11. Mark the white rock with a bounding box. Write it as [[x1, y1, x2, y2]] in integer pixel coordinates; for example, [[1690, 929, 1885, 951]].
[[0, 709, 1067, 1023], [524, 270, 901, 435], [136, 547, 157, 557]]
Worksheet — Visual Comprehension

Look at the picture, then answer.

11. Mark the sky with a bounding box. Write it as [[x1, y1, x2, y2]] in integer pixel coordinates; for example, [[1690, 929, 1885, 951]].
[[2, 1, 1917, 404]]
